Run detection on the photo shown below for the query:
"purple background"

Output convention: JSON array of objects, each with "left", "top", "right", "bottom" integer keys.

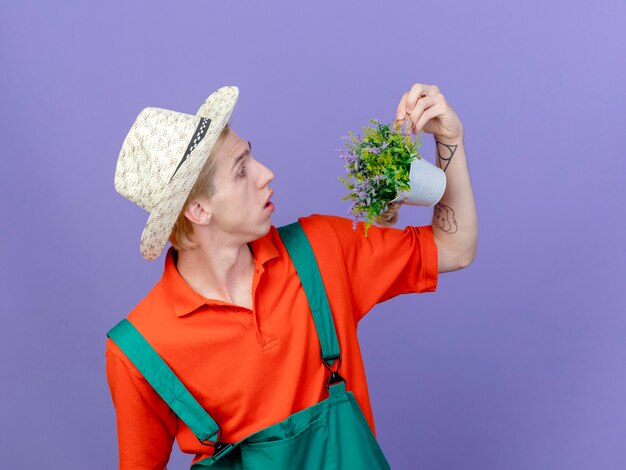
[{"left": 2, "top": 1, "right": 625, "bottom": 468}]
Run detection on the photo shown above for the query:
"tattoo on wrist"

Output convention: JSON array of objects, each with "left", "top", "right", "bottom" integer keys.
[
  {"left": 435, "top": 139, "right": 457, "bottom": 173},
  {"left": 434, "top": 203, "right": 458, "bottom": 234}
]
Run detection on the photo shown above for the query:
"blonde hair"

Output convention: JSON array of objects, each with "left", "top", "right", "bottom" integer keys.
[{"left": 168, "top": 123, "right": 232, "bottom": 251}]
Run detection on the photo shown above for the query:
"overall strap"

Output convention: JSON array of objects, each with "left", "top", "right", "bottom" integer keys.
[
  {"left": 276, "top": 221, "right": 342, "bottom": 372},
  {"left": 107, "top": 319, "right": 223, "bottom": 447}
]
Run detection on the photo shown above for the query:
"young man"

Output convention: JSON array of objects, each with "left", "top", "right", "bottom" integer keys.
[{"left": 106, "top": 84, "right": 477, "bottom": 469}]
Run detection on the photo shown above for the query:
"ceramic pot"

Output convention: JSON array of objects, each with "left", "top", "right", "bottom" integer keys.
[{"left": 390, "top": 156, "right": 446, "bottom": 206}]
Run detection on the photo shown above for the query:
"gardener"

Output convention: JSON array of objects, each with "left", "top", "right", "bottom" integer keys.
[{"left": 106, "top": 83, "right": 477, "bottom": 468}]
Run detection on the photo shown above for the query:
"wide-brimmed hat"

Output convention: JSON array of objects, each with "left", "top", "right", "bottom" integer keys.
[{"left": 114, "top": 86, "right": 239, "bottom": 260}]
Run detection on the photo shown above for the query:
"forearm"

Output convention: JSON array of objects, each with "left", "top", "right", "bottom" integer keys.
[{"left": 430, "top": 132, "right": 478, "bottom": 265}]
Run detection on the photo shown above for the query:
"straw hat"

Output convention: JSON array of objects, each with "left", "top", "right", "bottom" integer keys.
[{"left": 114, "top": 86, "right": 239, "bottom": 260}]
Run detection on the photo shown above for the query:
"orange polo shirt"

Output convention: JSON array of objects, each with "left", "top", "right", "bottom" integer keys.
[{"left": 105, "top": 213, "right": 438, "bottom": 469}]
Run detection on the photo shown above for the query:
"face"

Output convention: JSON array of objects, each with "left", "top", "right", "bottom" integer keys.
[{"left": 204, "top": 129, "right": 275, "bottom": 241}]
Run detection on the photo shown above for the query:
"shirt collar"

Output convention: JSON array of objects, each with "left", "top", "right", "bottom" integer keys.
[{"left": 160, "top": 229, "right": 280, "bottom": 317}]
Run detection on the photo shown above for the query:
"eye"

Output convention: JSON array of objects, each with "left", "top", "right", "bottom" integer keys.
[{"left": 238, "top": 164, "right": 247, "bottom": 177}]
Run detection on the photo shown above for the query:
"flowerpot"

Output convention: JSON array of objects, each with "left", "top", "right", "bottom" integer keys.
[{"left": 390, "top": 156, "right": 446, "bottom": 206}]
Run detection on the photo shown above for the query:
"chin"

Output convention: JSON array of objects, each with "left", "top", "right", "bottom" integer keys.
[
  {"left": 262, "top": 219, "right": 273, "bottom": 232},
  {"left": 251, "top": 218, "right": 270, "bottom": 234}
]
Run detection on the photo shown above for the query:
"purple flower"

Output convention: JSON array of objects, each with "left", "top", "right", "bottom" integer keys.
[
  {"left": 355, "top": 180, "right": 372, "bottom": 194},
  {"left": 338, "top": 150, "right": 357, "bottom": 164},
  {"left": 373, "top": 174, "right": 386, "bottom": 184}
]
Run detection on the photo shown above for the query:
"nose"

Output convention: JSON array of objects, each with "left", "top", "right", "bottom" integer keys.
[{"left": 258, "top": 161, "right": 275, "bottom": 187}]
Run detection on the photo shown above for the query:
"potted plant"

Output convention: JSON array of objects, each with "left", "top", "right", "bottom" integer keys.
[{"left": 337, "top": 117, "right": 446, "bottom": 237}]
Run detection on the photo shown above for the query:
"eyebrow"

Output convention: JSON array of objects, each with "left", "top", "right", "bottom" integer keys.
[{"left": 231, "top": 140, "right": 252, "bottom": 173}]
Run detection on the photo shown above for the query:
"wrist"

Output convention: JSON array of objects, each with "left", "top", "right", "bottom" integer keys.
[{"left": 434, "top": 133, "right": 463, "bottom": 145}]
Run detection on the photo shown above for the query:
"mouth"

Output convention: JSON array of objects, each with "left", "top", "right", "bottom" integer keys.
[{"left": 264, "top": 190, "right": 275, "bottom": 212}]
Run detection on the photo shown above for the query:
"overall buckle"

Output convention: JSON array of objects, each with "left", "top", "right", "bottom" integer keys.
[
  {"left": 212, "top": 441, "right": 234, "bottom": 460},
  {"left": 323, "top": 355, "right": 346, "bottom": 388},
  {"left": 199, "top": 428, "right": 234, "bottom": 461}
]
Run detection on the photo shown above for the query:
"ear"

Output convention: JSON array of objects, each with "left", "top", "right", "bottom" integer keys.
[{"left": 183, "top": 198, "right": 212, "bottom": 226}]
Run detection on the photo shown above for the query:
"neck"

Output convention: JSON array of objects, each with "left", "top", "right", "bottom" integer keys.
[{"left": 175, "top": 236, "right": 254, "bottom": 304}]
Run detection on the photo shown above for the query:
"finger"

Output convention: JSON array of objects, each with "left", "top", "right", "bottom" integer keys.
[
  {"left": 395, "top": 92, "right": 409, "bottom": 121},
  {"left": 413, "top": 101, "right": 445, "bottom": 134},
  {"left": 406, "top": 94, "right": 439, "bottom": 130},
  {"left": 405, "top": 84, "right": 427, "bottom": 115},
  {"left": 406, "top": 84, "right": 439, "bottom": 115}
]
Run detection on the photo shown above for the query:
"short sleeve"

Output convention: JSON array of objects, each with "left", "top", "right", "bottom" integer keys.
[
  {"left": 322, "top": 215, "right": 438, "bottom": 323},
  {"left": 105, "top": 338, "right": 177, "bottom": 470}
]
